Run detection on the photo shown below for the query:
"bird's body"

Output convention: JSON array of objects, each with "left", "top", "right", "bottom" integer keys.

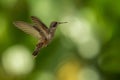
[{"left": 13, "top": 16, "right": 67, "bottom": 57}]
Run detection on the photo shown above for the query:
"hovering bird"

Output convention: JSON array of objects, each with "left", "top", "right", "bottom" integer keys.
[{"left": 13, "top": 16, "right": 67, "bottom": 57}]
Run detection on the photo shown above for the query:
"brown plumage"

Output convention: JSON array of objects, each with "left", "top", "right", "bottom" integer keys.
[{"left": 13, "top": 16, "right": 67, "bottom": 57}]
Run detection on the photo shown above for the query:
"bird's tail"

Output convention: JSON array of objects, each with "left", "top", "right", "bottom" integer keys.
[{"left": 32, "top": 42, "right": 44, "bottom": 57}]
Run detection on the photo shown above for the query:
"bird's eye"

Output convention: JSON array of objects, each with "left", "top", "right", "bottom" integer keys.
[{"left": 52, "top": 22, "right": 57, "bottom": 27}]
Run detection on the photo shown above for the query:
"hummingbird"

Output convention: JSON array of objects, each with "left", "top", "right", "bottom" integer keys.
[{"left": 13, "top": 16, "right": 67, "bottom": 57}]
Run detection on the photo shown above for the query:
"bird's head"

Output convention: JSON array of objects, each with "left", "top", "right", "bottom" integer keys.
[{"left": 50, "top": 21, "right": 67, "bottom": 28}]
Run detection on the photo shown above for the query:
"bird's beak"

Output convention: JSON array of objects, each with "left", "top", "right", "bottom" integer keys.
[{"left": 58, "top": 22, "right": 68, "bottom": 24}]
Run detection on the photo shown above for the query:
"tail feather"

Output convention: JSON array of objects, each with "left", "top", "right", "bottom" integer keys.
[{"left": 32, "top": 42, "right": 44, "bottom": 57}]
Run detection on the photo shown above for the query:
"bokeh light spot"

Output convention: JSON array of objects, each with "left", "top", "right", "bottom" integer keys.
[
  {"left": 78, "top": 67, "right": 100, "bottom": 80},
  {"left": 57, "top": 59, "right": 81, "bottom": 80},
  {"left": 60, "top": 16, "right": 100, "bottom": 59},
  {"left": 34, "top": 71, "right": 55, "bottom": 80},
  {"left": 2, "top": 45, "right": 34, "bottom": 75}
]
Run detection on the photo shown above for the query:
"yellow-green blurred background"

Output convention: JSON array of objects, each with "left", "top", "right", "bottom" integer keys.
[{"left": 0, "top": 0, "right": 120, "bottom": 80}]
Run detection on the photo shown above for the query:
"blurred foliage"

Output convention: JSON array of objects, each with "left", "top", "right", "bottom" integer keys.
[{"left": 0, "top": 0, "right": 120, "bottom": 80}]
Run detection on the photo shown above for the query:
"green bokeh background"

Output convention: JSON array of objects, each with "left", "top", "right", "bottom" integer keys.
[{"left": 0, "top": 0, "right": 120, "bottom": 80}]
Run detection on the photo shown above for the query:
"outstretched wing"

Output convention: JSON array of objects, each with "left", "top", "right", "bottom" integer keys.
[
  {"left": 31, "top": 16, "right": 48, "bottom": 38},
  {"left": 13, "top": 21, "right": 41, "bottom": 39}
]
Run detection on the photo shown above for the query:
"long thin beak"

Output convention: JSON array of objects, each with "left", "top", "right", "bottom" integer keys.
[{"left": 58, "top": 22, "right": 68, "bottom": 24}]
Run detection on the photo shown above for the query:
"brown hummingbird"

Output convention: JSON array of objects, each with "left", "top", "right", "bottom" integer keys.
[{"left": 13, "top": 16, "right": 67, "bottom": 57}]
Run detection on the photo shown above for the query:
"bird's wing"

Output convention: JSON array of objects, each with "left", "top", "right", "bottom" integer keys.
[
  {"left": 30, "top": 16, "right": 49, "bottom": 38},
  {"left": 13, "top": 21, "right": 41, "bottom": 39}
]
